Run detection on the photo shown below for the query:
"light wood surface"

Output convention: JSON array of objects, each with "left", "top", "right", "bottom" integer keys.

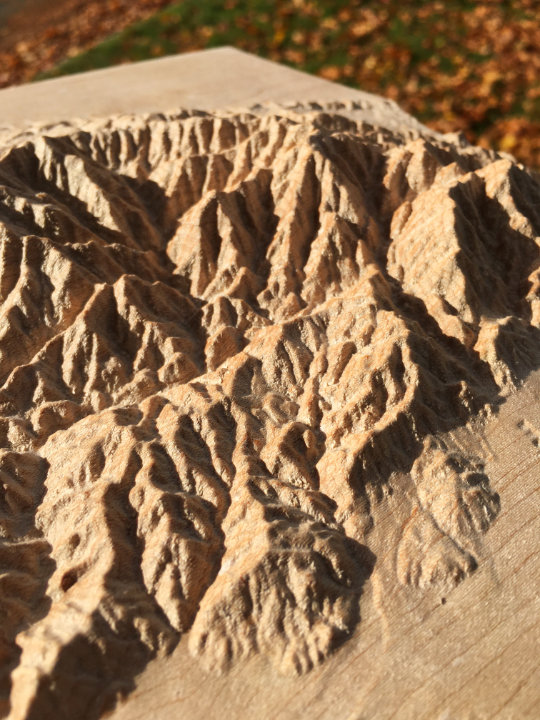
[
  {"left": 0, "top": 47, "right": 428, "bottom": 133},
  {"left": 110, "top": 371, "right": 539, "bottom": 720},
  {"left": 0, "top": 50, "right": 537, "bottom": 720}
]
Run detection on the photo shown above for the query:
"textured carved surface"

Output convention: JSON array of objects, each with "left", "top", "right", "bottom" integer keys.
[{"left": 0, "top": 104, "right": 538, "bottom": 719}]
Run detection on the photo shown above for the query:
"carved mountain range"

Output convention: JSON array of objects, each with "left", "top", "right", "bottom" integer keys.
[{"left": 0, "top": 104, "right": 538, "bottom": 719}]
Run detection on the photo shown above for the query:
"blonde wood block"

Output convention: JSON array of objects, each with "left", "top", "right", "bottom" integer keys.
[{"left": 0, "top": 51, "right": 537, "bottom": 720}]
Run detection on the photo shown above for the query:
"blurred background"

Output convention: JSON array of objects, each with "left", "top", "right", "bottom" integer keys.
[{"left": 0, "top": 0, "right": 538, "bottom": 168}]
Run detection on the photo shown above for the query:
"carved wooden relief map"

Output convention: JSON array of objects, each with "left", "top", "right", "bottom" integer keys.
[{"left": 0, "top": 88, "right": 538, "bottom": 719}]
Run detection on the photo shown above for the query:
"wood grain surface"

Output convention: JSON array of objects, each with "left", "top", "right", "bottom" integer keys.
[
  {"left": 106, "top": 372, "right": 539, "bottom": 720},
  {"left": 0, "top": 52, "right": 537, "bottom": 720}
]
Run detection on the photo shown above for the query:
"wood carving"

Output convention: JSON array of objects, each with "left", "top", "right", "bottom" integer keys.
[{"left": 0, "top": 103, "right": 538, "bottom": 719}]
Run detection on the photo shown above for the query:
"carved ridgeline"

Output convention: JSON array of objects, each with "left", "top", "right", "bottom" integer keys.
[{"left": 0, "top": 104, "right": 538, "bottom": 719}]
